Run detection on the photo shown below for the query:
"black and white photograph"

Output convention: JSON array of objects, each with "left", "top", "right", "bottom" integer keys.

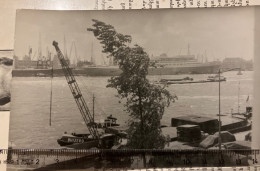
[
  {"left": 0, "top": 50, "right": 12, "bottom": 111},
  {"left": 9, "top": 7, "right": 255, "bottom": 167}
]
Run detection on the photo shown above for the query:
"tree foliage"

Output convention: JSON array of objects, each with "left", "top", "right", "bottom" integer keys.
[{"left": 88, "top": 19, "right": 177, "bottom": 149}]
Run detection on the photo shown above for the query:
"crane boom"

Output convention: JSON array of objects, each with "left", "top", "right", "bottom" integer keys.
[{"left": 52, "top": 41, "right": 100, "bottom": 140}]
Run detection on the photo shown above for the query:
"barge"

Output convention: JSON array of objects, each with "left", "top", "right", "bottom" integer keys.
[
  {"left": 159, "top": 75, "right": 226, "bottom": 85},
  {"left": 171, "top": 114, "right": 251, "bottom": 135},
  {"left": 162, "top": 106, "right": 252, "bottom": 150}
]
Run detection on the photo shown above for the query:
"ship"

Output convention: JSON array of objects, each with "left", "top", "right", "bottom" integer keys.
[
  {"left": 12, "top": 55, "right": 221, "bottom": 77},
  {"left": 12, "top": 44, "right": 221, "bottom": 77},
  {"left": 12, "top": 64, "right": 221, "bottom": 77},
  {"left": 148, "top": 44, "right": 221, "bottom": 75}
]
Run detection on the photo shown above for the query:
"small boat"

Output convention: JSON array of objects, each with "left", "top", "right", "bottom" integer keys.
[
  {"left": 232, "top": 106, "right": 252, "bottom": 120},
  {"left": 160, "top": 77, "right": 193, "bottom": 83},
  {"left": 57, "top": 133, "right": 94, "bottom": 146},
  {"left": 158, "top": 75, "right": 226, "bottom": 85},
  {"left": 104, "top": 115, "right": 120, "bottom": 127},
  {"left": 237, "top": 69, "right": 243, "bottom": 75},
  {"left": 231, "top": 82, "right": 251, "bottom": 120},
  {"left": 57, "top": 115, "right": 120, "bottom": 147},
  {"left": 207, "top": 74, "right": 226, "bottom": 82},
  {"left": 58, "top": 133, "right": 120, "bottom": 149},
  {"left": 164, "top": 78, "right": 226, "bottom": 85}
]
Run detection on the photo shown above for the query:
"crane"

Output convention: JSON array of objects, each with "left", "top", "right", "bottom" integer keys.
[{"left": 52, "top": 41, "right": 100, "bottom": 140}]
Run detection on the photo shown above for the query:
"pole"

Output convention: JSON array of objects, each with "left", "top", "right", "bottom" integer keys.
[
  {"left": 93, "top": 94, "right": 94, "bottom": 122},
  {"left": 218, "top": 69, "right": 221, "bottom": 150},
  {"left": 217, "top": 67, "right": 241, "bottom": 150},
  {"left": 238, "top": 81, "right": 240, "bottom": 113},
  {"left": 49, "top": 63, "right": 53, "bottom": 126}
]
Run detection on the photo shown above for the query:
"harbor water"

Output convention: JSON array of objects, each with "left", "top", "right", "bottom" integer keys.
[{"left": 9, "top": 71, "right": 253, "bottom": 149}]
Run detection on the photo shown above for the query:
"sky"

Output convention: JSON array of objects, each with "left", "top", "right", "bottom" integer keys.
[{"left": 14, "top": 8, "right": 255, "bottom": 65}]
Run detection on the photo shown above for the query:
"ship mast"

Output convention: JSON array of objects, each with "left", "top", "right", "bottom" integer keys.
[
  {"left": 93, "top": 94, "right": 95, "bottom": 122},
  {"left": 64, "top": 35, "right": 68, "bottom": 59},
  {"left": 69, "top": 42, "right": 78, "bottom": 66},
  {"left": 49, "top": 63, "right": 53, "bottom": 126},
  {"left": 38, "top": 33, "right": 42, "bottom": 61},
  {"left": 187, "top": 44, "right": 190, "bottom": 55},
  {"left": 29, "top": 46, "right": 32, "bottom": 60},
  {"left": 204, "top": 50, "right": 207, "bottom": 63},
  {"left": 74, "top": 42, "right": 78, "bottom": 66},
  {"left": 91, "top": 41, "right": 95, "bottom": 65},
  {"left": 37, "top": 33, "right": 42, "bottom": 69},
  {"left": 49, "top": 45, "right": 54, "bottom": 126},
  {"left": 238, "top": 81, "right": 240, "bottom": 113}
]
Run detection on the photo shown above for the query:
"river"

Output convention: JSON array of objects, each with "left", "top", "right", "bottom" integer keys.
[{"left": 9, "top": 71, "right": 253, "bottom": 149}]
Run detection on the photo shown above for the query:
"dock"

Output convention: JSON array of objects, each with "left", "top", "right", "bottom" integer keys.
[
  {"left": 171, "top": 115, "right": 219, "bottom": 134},
  {"left": 171, "top": 115, "right": 250, "bottom": 134},
  {"left": 220, "top": 116, "right": 250, "bottom": 134},
  {"left": 165, "top": 79, "right": 226, "bottom": 85}
]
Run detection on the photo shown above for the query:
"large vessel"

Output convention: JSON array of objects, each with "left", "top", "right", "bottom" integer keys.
[
  {"left": 12, "top": 44, "right": 221, "bottom": 77},
  {"left": 12, "top": 57, "right": 221, "bottom": 77},
  {"left": 149, "top": 45, "right": 221, "bottom": 75}
]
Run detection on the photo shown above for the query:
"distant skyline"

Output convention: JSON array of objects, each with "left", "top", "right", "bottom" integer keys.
[{"left": 14, "top": 8, "right": 254, "bottom": 65}]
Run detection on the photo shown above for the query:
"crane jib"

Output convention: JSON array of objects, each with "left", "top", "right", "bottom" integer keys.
[{"left": 52, "top": 41, "right": 100, "bottom": 140}]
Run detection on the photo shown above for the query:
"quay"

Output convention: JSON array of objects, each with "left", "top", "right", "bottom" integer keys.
[{"left": 171, "top": 115, "right": 250, "bottom": 135}]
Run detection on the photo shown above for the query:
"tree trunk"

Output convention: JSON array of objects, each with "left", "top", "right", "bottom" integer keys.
[
  {"left": 138, "top": 88, "right": 144, "bottom": 149},
  {"left": 142, "top": 152, "right": 146, "bottom": 168}
]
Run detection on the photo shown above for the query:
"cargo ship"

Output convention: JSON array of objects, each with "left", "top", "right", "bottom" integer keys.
[
  {"left": 12, "top": 55, "right": 221, "bottom": 77},
  {"left": 12, "top": 63, "right": 221, "bottom": 77},
  {"left": 148, "top": 50, "right": 221, "bottom": 75},
  {"left": 12, "top": 45, "right": 221, "bottom": 77}
]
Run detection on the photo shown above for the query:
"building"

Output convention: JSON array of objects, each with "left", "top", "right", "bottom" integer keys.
[
  {"left": 14, "top": 55, "right": 52, "bottom": 69},
  {"left": 222, "top": 57, "right": 253, "bottom": 71}
]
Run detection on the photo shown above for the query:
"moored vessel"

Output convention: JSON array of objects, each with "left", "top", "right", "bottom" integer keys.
[{"left": 13, "top": 44, "right": 221, "bottom": 77}]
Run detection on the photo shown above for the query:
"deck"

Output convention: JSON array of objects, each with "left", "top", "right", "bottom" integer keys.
[{"left": 171, "top": 115, "right": 249, "bottom": 134}]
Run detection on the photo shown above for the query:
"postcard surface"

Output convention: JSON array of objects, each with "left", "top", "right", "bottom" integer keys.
[{"left": 9, "top": 8, "right": 255, "bottom": 155}]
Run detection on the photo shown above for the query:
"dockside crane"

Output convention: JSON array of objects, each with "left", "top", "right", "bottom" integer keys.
[{"left": 52, "top": 41, "right": 100, "bottom": 140}]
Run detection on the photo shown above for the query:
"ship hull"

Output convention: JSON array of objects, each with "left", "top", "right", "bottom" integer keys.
[
  {"left": 149, "top": 64, "right": 220, "bottom": 75},
  {"left": 12, "top": 64, "right": 220, "bottom": 77}
]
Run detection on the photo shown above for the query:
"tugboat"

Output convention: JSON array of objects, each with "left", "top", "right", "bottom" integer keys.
[
  {"left": 57, "top": 132, "right": 93, "bottom": 146},
  {"left": 57, "top": 115, "right": 120, "bottom": 147},
  {"left": 207, "top": 74, "right": 226, "bottom": 82}
]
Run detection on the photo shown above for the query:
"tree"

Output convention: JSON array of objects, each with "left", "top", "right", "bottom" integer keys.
[{"left": 87, "top": 19, "right": 177, "bottom": 149}]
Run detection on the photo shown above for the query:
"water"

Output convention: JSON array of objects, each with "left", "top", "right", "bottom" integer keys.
[{"left": 9, "top": 71, "right": 253, "bottom": 149}]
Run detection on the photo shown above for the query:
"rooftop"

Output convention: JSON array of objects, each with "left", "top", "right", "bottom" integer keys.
[
  {"left": 177, "top": 124, "right": 200, "bottom": 128},
  {"left": 173, "top": 115, "right": 218, "bottom": 123}
]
